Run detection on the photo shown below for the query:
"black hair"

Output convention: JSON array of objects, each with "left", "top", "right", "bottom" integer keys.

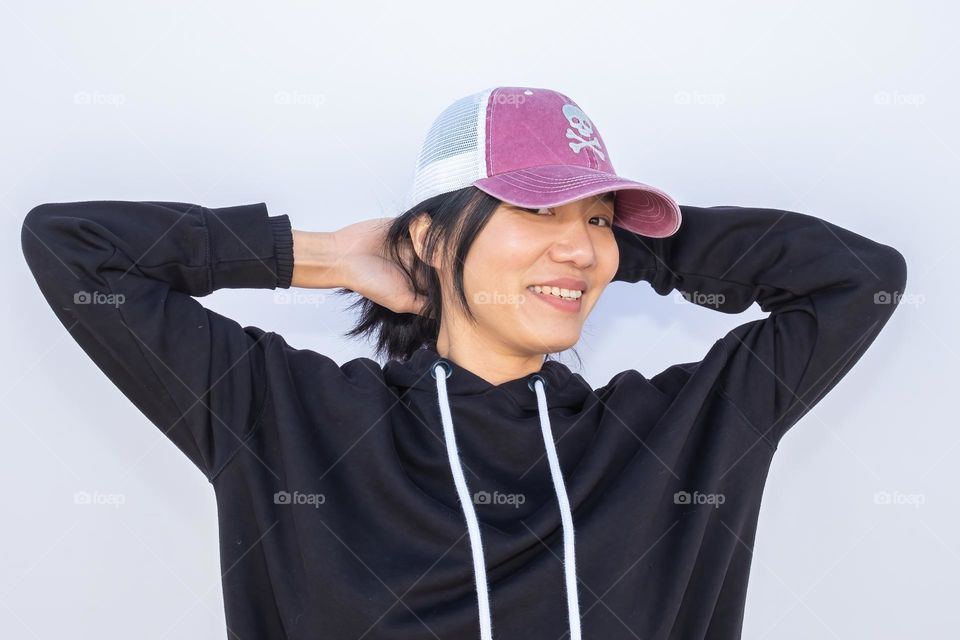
[{"left": 331, "top": 185, "right": 581, "bottom": 367}]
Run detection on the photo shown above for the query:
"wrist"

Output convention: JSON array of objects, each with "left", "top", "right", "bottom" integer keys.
[{"left": 291, "top": 229, "right": 346, "bottom": 289}]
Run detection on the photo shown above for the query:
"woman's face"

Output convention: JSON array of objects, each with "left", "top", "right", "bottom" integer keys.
[{"left": 452, "top": 192, "right": 620, "bottom": 356}]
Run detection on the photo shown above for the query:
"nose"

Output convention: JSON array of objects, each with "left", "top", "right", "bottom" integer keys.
[{"left": 547, "top": 220, "right": 598, "bottom": 269}]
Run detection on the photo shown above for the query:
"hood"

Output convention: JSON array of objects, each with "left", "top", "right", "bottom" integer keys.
[
  {"left": 383, "top": 342, "right": 588, "bottom": 640},
  {"left": 383, "top": 342, "right": 589, "bottom": 411}
]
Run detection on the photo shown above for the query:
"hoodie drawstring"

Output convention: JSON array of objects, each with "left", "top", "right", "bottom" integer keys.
[{"left": 432, "top": 360, "right": 582, "bottom": 640}]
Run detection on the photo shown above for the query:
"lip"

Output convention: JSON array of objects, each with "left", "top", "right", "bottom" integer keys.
[
  {"left": 526, "top": 287, "right": 582, "bottom": 313},
  {"left": 527, "top": 277, "right": 588, "bottom": 292}
]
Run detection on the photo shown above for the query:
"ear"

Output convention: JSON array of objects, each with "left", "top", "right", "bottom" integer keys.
[{"left": 408, "top": 212, "right": 434, "bottom": 267}]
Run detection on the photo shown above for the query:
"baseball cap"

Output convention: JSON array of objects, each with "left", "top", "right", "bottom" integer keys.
[{"left": 404, "top": 86, "right": 682, "bottom": 238}]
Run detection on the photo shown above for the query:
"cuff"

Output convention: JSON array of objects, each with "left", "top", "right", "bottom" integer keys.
[
  {"left": 269, "top": 214, "right": 294, "bottom": 289},
  {"left": 204, "top": 203, "right": 292, "bottom": 290}
]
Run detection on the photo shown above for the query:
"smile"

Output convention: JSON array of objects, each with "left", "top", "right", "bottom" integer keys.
[
  {"left": 526, "top": 286, "right": 582, "bottom": 312},
  {"left": 526, "top": 285, "right": 583, "bottom": 300}
]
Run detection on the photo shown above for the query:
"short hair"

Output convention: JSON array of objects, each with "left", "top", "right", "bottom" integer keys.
[{"left": 333, "top": 186, "right": 580, "bottom": 366}]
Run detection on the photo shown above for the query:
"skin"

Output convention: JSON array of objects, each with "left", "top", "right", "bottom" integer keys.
[
  {"left": 291, "top": 192, "right": 619, "bottom": 387},
  {"left": 291, "top": 220, "right": 428, "bottom": 314},
  {"left": 412, "top": 191, "right": 619, "bottom": 385}
]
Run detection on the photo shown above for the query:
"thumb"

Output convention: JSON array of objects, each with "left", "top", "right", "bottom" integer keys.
[{"left": 410, "top": 293, "right": 430, "bottom": 317}]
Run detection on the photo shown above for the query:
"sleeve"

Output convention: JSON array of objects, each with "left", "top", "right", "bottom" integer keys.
[
  {"left": 612, "top": 204, "right": 908, "bottom": 447},
  {"left": 20, "top": 200, "right": 295, "bottom": 481}
]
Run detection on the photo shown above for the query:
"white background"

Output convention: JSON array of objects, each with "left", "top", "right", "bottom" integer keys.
[{"left": 1, "top": 1, "right": 954, "bottom": 637}]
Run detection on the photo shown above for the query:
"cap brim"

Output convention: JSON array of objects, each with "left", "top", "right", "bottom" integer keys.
[{"left": 473, "top": 164, "right": 682, "bottom": 238}]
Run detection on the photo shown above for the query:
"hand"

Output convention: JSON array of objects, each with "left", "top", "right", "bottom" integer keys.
[{"left": 335, "top": 217, "right": 428, "bottom": 316}]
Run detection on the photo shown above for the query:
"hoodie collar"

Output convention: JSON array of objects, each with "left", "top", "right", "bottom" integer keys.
[{"left": 383, "top": 342, "right": 587, "bottom": 412}]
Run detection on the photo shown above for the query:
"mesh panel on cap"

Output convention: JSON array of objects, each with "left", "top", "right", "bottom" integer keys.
[{"left": 404, "top": 87, "right": 494, "bottom": 211}]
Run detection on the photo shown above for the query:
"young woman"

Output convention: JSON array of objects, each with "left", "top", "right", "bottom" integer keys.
[{"left": 21, "top": 87, "right": 907, "bottom": 639}]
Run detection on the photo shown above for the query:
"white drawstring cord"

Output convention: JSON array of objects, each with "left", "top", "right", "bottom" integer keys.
[
  {"left": 434, "top": 361, "right": 494, "bottom": 640},
  {"left": 433, "top": 361, "right": 582, "bottom": 640},
  {"left": 531, "top": 374, "right": 582, "bottom": 640}
]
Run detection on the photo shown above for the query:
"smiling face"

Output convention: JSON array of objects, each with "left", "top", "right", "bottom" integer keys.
[{"left": 444, "top": 191, "right": 620, "bottom": 356}]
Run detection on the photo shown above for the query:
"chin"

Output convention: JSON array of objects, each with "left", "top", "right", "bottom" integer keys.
[{"left": 517, "top": 335, "right": 579, "bottom": 355}]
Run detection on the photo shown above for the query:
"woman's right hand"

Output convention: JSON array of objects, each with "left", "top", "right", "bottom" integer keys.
[{"left": 293, "top": 218, "right": 428, "bottom": 316}]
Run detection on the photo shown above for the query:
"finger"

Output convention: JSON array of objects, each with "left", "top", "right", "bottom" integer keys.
[
  {"left": 398, "top": 293, "right": 429, "bottom": 317},
  {"left": 413, "top": 294, "right": 429, "bottom": 316}
]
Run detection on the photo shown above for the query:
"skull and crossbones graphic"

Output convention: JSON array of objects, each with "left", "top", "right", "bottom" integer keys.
[{"left": 562, "top": 104, "right": 606, "bottom": 161}]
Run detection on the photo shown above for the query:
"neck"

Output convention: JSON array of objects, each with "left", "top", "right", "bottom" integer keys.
[{"left": 433, "top": 325, "right": 546, "bottom": 387}]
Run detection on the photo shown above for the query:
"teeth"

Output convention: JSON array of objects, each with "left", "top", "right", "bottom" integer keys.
[{"left": 528, "top": 285, "right": 583, "bottom": 300}]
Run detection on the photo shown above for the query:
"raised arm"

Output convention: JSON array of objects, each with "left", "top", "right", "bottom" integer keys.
[
  {"left": 612, "top": 204, "right": 908, "bottom": 447},
  {"left": 21, "top": 200, "right": 294, "bottom": 481}
]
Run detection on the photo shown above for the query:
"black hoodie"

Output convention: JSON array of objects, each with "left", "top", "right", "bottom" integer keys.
[{"left": 21, "top": 199, "right": 906, "bottom": 639}]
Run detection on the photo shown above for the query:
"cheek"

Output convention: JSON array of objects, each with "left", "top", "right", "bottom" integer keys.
[
  {"left": 466, "top": 228, "right": 540, "bottom": 292},
  {"left": 459, "top": 238, "right": 542, "bottom": 318}
]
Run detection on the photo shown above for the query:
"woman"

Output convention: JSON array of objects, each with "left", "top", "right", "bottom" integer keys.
[{"left": 21, "top": 87, "right": 907, "bottom": 639}]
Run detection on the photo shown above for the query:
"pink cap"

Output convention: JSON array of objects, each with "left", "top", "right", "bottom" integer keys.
[{"left": 467, "top": 87, "right": 681, "bottom": 237}]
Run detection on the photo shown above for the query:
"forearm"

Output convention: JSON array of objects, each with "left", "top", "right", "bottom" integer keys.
[
  {"left": 21, "top": 201, "right": 291, "bottom": 297},
  {"left": 613, "top": 204, "right": 906, "bottom": 314},
  {"left": 291, "top": 229, "right": 347, "bottom": 289}
]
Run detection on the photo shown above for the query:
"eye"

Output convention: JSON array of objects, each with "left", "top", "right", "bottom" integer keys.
[
  {"left": 523, "top": 206, "right": 613, "bottom": 227},
  {"left": 518, "top": 206, "right": 554, "bottom": 218},
  {"left": 593, "top": 216, "right": 613, "bottom": 228}
]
